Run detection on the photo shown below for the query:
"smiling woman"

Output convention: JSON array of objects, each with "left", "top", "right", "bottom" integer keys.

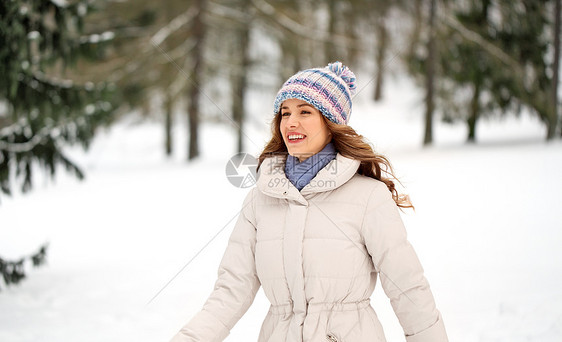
[
  {"left": 170, "top": 62, "right": 449, "bottom": 342},
  {"left": 280, "top": 99, "right": 332, "bottom": 162}
]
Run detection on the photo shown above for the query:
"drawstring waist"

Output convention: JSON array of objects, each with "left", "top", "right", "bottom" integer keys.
[{"left": 268, "top": 299, "right": 370, "bottom": 315}]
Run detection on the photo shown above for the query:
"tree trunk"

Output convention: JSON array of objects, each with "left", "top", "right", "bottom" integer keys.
[
  {"left": 165, "top": 92, "right": 173, "bottom": 156},
  {"left": 187, "top": 0, "right": 207, "bottom": 160},
  {"left": 408, "top": 0, "right": 423, "bottom": 59},
  {"left": 554, "top": 0, "right": 561, "bottom": 138},
  {"left": 231, "top": 18, "right": 251, "bottom": 154},
  {"left": 280, "top": 37, "right": 301, "bottom": 82},
  {"left": 374, "top": 15, "right": 388, "bottom": 102},
  {"left": 325, "top": 0, "right": 338, "bottom": 62},
  {"left": 340, "top": 6, "right": 361, "bottom": 68},
  {"left": 424, "top": 0, "right": 437, "bottom": 146},
  {"left": 163, "top": 2, "right": 174, "bottom": 157},
  {"left": 467, "top": 83, "right": 481, "bottom": 143}
]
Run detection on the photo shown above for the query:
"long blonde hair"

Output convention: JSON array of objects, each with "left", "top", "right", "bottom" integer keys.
[{"left": 257, "top": 113, "right": 414, "bottom": 209}]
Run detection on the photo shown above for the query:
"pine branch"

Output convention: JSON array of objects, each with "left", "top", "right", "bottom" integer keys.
[
  {"left": 31, "top": 70, "right": 98, "bottom": 91},
  {"left": 0, "top": 126, "right": 52, "bottom": 153},
  {"left": 439, "top": 11, "right": 523, "bottom": 73},
  {"left": 0, "top": 243, "right": 48, "bottom": 290}
]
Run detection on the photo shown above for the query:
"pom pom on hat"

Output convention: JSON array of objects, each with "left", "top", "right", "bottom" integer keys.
[
  {"left": 327, "top": 61, "right": 356, "bottom": 96},
  {"left": 273, "top": 61, "right": 357, "bottom": 125}
]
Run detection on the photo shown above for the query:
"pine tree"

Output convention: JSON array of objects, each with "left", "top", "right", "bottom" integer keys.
[
  {"left": 407, "top": 0, "right": 558, "bottom": 143},
  {"left": 405, "top": 0, "right": 441, "bottom": 146},
  {"left": 438, "top": 0, "right": 498, "bottom": 142},
  {"left": 490, "top": 0, "right": 554, "bottom": 139},
  {"left": 227, "top": 0, "right": 253, "bottom": 154},
  {"left": 0, "top": 0, "right": 116, "bottom": 197}
]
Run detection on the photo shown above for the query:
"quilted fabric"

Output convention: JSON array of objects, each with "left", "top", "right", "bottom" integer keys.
[{"left": 170, "top": 153, "right": 448, "bottom": 342}]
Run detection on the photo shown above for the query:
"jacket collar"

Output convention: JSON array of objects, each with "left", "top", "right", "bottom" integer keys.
[{"left": 257, "top": 152, "right": 360, "bottom": 204}]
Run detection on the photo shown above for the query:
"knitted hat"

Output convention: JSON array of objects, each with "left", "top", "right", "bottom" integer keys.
[{"left": 273, "top": 61, "right": 357, "bottom": 125}]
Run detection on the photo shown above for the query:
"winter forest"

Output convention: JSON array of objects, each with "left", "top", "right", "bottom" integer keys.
[{"left": 1, "top": 0, "right": 561, "bottom": 341}]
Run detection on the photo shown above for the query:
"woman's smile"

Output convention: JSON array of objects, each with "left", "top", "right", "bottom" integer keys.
[{"left": 286, "top": 132, "right": 307, "bottom": 143}]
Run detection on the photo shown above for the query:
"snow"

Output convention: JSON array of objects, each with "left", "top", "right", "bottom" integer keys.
[{"left": 1, "top": 75, "right": 561, "bottom": 342}]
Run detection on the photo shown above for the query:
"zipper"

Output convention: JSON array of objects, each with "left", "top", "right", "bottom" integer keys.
[{"left": 326, "top": 333, "right": 339, "bottom": 342}]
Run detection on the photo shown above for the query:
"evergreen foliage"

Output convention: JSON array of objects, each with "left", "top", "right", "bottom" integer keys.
[
  {"left": 406, "top": 0, "right": 559, "bottom": 141},
  {"left": 0, "top": 0, "right": 116, "bottom": 197},
  {"left": 2, "top": 0, "right": 559, "bottom": 195},
  {"left": 0, "top": 243, "right": 48, "bottom": 291},
  {"left": 438, "top": 0, "right": 498, "bottom": 141},
  {"left": 490, "top": 0, "right": 555, "bottom": 138}
]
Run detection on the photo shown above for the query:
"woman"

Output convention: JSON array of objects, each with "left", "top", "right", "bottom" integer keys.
[{"left": 171, "top": 62, "right": 448, "bottom": 342}]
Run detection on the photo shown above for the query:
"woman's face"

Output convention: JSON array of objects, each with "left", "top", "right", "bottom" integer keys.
[{"left": 279, "top": 98, "right": 332, "bottom": 162}]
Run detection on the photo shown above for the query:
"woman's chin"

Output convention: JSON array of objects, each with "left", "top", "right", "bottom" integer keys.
[
  {"left": 288, "top": 151, "right": 316, "bottom": 162},
  {"left": 287, "top": 149, "right": 306, "bottom": 157}
]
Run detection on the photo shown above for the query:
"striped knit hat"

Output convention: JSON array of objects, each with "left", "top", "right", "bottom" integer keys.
[{"left": 273, "top": 61, "right": 357, "bottom": 125}]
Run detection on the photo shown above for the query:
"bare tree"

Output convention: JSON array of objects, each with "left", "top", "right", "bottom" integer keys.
[
  {"left": 374, "top": 6, "right": 389, "bottom": 102},
  {"left": 187, "top": 0, "right": 207, "bottom": 160},
  {"left": 424, "top": 0, "right": 436, "bottom": 146},
  {"left": 230, "top": 1, "right": 252, "bottom": 153},
  {"left": 325, "top": 0, "right": 338, "bottom": 62}
]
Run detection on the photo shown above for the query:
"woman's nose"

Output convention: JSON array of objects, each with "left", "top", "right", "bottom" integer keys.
[{"left": 286, "top": 114, "right": 299, "bottom": 128}]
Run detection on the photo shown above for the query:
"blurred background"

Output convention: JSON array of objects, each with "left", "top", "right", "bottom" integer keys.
[{"left": 1, "top": 0, "right": 561, "bottom": 341}]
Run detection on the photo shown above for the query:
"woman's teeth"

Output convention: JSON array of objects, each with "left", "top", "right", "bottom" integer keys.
[{"left": 288, "top": 134, "right": 305, "bottom": 140}]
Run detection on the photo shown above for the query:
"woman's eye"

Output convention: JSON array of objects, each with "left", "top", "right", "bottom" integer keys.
[
  {"left": 301, "top": 111, "right": 311, "bottom": 114},
  {"left": 281, "top": 112, "right": 290, "bottom": 116}
]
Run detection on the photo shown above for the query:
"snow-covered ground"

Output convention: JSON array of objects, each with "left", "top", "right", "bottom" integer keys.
[{"left": 1, "top": 75, "right": 561, "bottom": 342}]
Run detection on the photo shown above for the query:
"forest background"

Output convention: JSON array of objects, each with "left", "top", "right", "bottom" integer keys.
[{"left": 1, "top": 0, "right": 561, "bottom": 341}]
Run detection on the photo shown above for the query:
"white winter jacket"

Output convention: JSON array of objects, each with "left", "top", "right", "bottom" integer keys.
[{"left": 171, "top": 153, "right": 448, "bottom": 342}]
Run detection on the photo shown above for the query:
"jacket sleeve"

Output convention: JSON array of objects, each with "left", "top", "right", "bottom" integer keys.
[
  {"left": 170, "top": 188, "right": 261, "bottom": 342},
  {"left": 362, "top": 183, "right": 448, "bottom": 342}
]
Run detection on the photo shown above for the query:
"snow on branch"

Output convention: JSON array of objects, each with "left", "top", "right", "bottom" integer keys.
[
  {"left": 32, "top": 70, "right": 97, "bottom": 91},
  {"left": 79, "top": 31, "right": 115, "bottom": 44},
  {"left": 0, "top": 125, "right": 54, "bottom": 153},
  {"left": 0, "top": 243, "right": 48, "bottom": 290}
]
